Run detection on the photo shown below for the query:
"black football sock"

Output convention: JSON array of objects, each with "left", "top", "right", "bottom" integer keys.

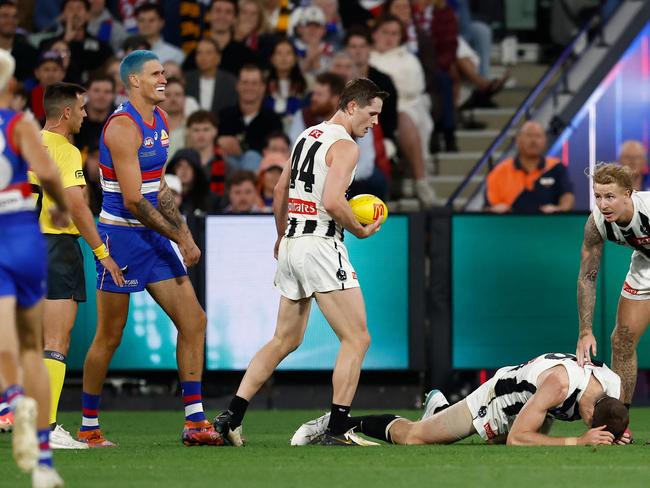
[
  {"left": 345, "top": 414, "right": 400, "bottom": 443},
  {"left": 326, "top": 403, "right": 351, "bottom": 435},
  {"left": 227, "top": 395, "right": 249, "bottom": 428}
]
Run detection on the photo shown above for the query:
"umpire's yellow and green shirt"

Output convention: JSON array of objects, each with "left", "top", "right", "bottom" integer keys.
[{"left": 29, "top": 130, "right": 86, "bottom": 235}]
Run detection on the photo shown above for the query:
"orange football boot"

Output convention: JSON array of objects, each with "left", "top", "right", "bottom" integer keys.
[
  {"left": 0, "top": 411, "right": 13, "bottom": 432},
  {"left": 182, "top": 419, "right": 225, "bottom": 446},
  {"left": 76, "top": 429, "right": 117, "bottom": 448}
]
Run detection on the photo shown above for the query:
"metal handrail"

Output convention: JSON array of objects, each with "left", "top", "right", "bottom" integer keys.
[{"left": 446, "top": 1, "right": 618, "bottom": 209}]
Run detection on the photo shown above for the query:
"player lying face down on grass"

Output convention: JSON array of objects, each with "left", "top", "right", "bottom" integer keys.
[{"left": 292, "top": 353, "right": 631, "bottom": 446}]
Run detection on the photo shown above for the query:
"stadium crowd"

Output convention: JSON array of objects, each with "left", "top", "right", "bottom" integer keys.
[{"left": 3, "top": 0, "right": 514, "bottom": 213}]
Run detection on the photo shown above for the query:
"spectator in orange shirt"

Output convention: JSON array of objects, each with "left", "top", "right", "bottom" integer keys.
[{"left": 486, "top": 121, "right": 575, "bottom": 214}]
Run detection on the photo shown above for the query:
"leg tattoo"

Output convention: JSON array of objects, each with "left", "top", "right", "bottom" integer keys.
[{"left": 612, "top": 324, "right": 637, "bottom": 404}]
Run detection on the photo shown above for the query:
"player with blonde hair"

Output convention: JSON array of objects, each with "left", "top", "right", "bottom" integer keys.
[{"left": 576, "top": 163, "right": 650, "bottom": 417}]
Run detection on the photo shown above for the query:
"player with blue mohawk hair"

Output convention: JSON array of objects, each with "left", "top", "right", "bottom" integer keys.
[{"left": 75, "top": 49, "right": 221, "bottom": 448}]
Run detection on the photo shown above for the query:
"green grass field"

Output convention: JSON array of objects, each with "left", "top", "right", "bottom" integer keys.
[{"left": 2, "top": 409, "right": 650, "bottom": 488}]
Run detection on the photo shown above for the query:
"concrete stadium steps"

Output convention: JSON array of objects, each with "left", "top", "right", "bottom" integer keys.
[
  {"left": 454, "top": 129, "right": 516, "bottom": 153},
  {"left": 464, "top": 107, "right": 518, "bottom": 130},
  {"left": 429, "top": 174, "right": 484, "bottom": 201}
]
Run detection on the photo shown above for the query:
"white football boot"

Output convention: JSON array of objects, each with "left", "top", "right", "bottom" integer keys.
[
  {"left": 12, "top": 396, "right": 38, "bottom": 472},
  {"left": 32, "top": 465, "right": 64, "bottom": 488},
  {"left": 290, "top": 412, "right": 330, "bottom": 446},
  {"left": 421, "top": 389, "right": 450, "bottom": 420},
  {"left": 50, "top": 425, "right": 89, "bottom": 449}
]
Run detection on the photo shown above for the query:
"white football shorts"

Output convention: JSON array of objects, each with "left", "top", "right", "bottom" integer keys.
[
  {"left": 274, "top": 235, "right": 359, "bottom": 300},
  {"left": 621, "top": 253, "right": 650, "bottom": 300},
  {"left": 465, "top": 367, "right": 514, "bottom": 441}
]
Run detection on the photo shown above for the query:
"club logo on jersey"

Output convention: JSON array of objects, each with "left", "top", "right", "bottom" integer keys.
[
  {"left": 75, "top": 170, "right": 84, "bottom": 179},
  {"left": 373, "top": 203, "right": 385, "bottom": 221},
  {"left": 631, "top": 236, "right": 650, "bottom": 246},
  {"left": 483, "top": 422, "right": 497, "bottom": 439},
  {"left": 143, "top": 137, "right": 154, "bottom": 148},
  {"left": 288, "top": 197, "right": 317, "bottom": 215},
  {"left": 161, "top": 129, "right": 169, "bottom": 147},
  {"left": 478, "top": 406, "right": 487, "bottom": 418},
  {"left": 336, "top": 269, "right": 347, "bottom": 281},
  {"left": 309, "top": 129, "right": 323, "bottom": 139}
]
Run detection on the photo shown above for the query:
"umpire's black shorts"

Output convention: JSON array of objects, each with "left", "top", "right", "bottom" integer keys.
[{"left": 45, "top": 234, "right": 86, "bottom": 302}]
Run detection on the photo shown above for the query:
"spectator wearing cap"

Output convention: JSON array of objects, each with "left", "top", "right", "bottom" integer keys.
[
  {"left": 135, "top": 3, "right": 185, "bottom": 65},
  {"left": 29, "top": 51, "right": 66, "bottom": 122},
  {"left": 39, "top": 0, "right": 114, "bottom": 83},
  {"left": 224, "top": 170, "right": 263, "bottom": 213},
  {"left": 291, "top": 5, "right": 335, "bottom": 82},
  {"left": 87, "top": 0, "right": 128, "bottom": 53},
  {"left": 257, "top": 153, "right": 285, "bottom": 211},
  {"left": 0, "top": 0, "right": 38, "bottom": 82},
  {"left": 166, "top": 148, "right": 212, "bottom": 215},
  {"left": 75, "top": 74, "right": 116, "bottom": 155},
  {"left": 184, "top": 0, "right": 256, "bottom": 77},
  {"left": 185, "top": 110, "right": 230, "bottom": 212},
  {"left": 184, "top": 37, "right": 238, "bottom": 114},
  {"left": 312, "top": 0, "right": 344, "bottom": 49},
  {"left": 218, "top": 64, "right": 284, "bottom": 172}
]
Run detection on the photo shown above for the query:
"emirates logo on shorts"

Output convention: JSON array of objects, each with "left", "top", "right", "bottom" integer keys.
[
  {"left": 483, "top": 422, "right": 497, "bottom": 439},
  {"left": 623, "top": 281, "right": 638, "bottom": 295}
]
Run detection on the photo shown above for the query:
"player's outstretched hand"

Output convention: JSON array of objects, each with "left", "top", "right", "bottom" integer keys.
[
  {"left": 353, "top": 218, "right": 381, "bottom": 239},
  {"left": 49, "top": 207, "right": 71, "bottom": 228},
  {"left": 578, "top": 425, "right": 614, "bottom": 446},
  {"left": 100, "top": 255, "right": 125, "bottom": 287},
  {"left": 576, "top": 332, "right": 598, "bottom": 367},
  {"left": 179, "top": 238, "right": 201, "bottom": 267}
]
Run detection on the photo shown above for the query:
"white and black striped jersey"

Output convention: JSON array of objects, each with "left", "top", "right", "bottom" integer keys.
[
  {"left": 285, "top": 121, "right": 355, "bottom": 241},
  {"left": 487, "top": 353, "right": 620, "bottom": 422},
  {"left": 593, "top": 191, "right": 650, "bottom": 262}
]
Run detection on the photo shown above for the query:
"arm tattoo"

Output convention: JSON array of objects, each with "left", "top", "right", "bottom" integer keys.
[
  {"left": 577, "top": 215, "right": 604, "bottom": 336},
  {"left": 132, "top": 197, "right": 181, "bottom": 242},
  {"left": 157, "top": 181, "right": 186, "bottom": 231}
]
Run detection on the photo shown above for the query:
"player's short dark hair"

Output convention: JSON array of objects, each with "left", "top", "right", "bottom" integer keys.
[
  {"left": 315, "top": 72, "right": 346, "bottom": 97},
  {"left": 227, "top": 170, "right": 257, "bottom": 189},
  {"left": 337, "top": 77, "right": 388, "bottom": 111},
  {"left": 187, "top": 109, "right": 218, "bottom": 128},
  {"left": 264, "top": 130, "right": 290, "bottom": 148},
  {"left": 344, "top": 25, "right": 372, "bottom": 46},
  {"left": 61, "top": 0, "right": 90, "bottom": 11},
  {"left": 87, "top": 73, "right": 115, "bottom": 91},
  {"left": 43, "top": 82, "right": 86, "bottom": 118},
  {"left": 135, "top": 2, "right": 164, "bottom": 19},
  {"left": 592, "top": 396, "right": 629, "bottom": 440}
]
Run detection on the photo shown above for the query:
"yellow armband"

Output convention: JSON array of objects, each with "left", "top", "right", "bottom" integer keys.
[{"left": 93, "top": 243, "right": 109, "bottom": 260}]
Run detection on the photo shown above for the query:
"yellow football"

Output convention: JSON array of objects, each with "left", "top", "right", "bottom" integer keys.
[{"left": 349, "top": 194, "right": 388, "bottom": 225}]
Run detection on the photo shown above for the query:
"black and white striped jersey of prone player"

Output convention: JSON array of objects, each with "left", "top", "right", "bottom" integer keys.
[{"left": 291, "top": 353, "right": 631, "bottom": 446}]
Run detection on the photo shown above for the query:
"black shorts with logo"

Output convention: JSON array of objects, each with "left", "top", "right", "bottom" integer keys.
[{"left": 45, "top": 234, "right": 86, "bottom": 302}]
